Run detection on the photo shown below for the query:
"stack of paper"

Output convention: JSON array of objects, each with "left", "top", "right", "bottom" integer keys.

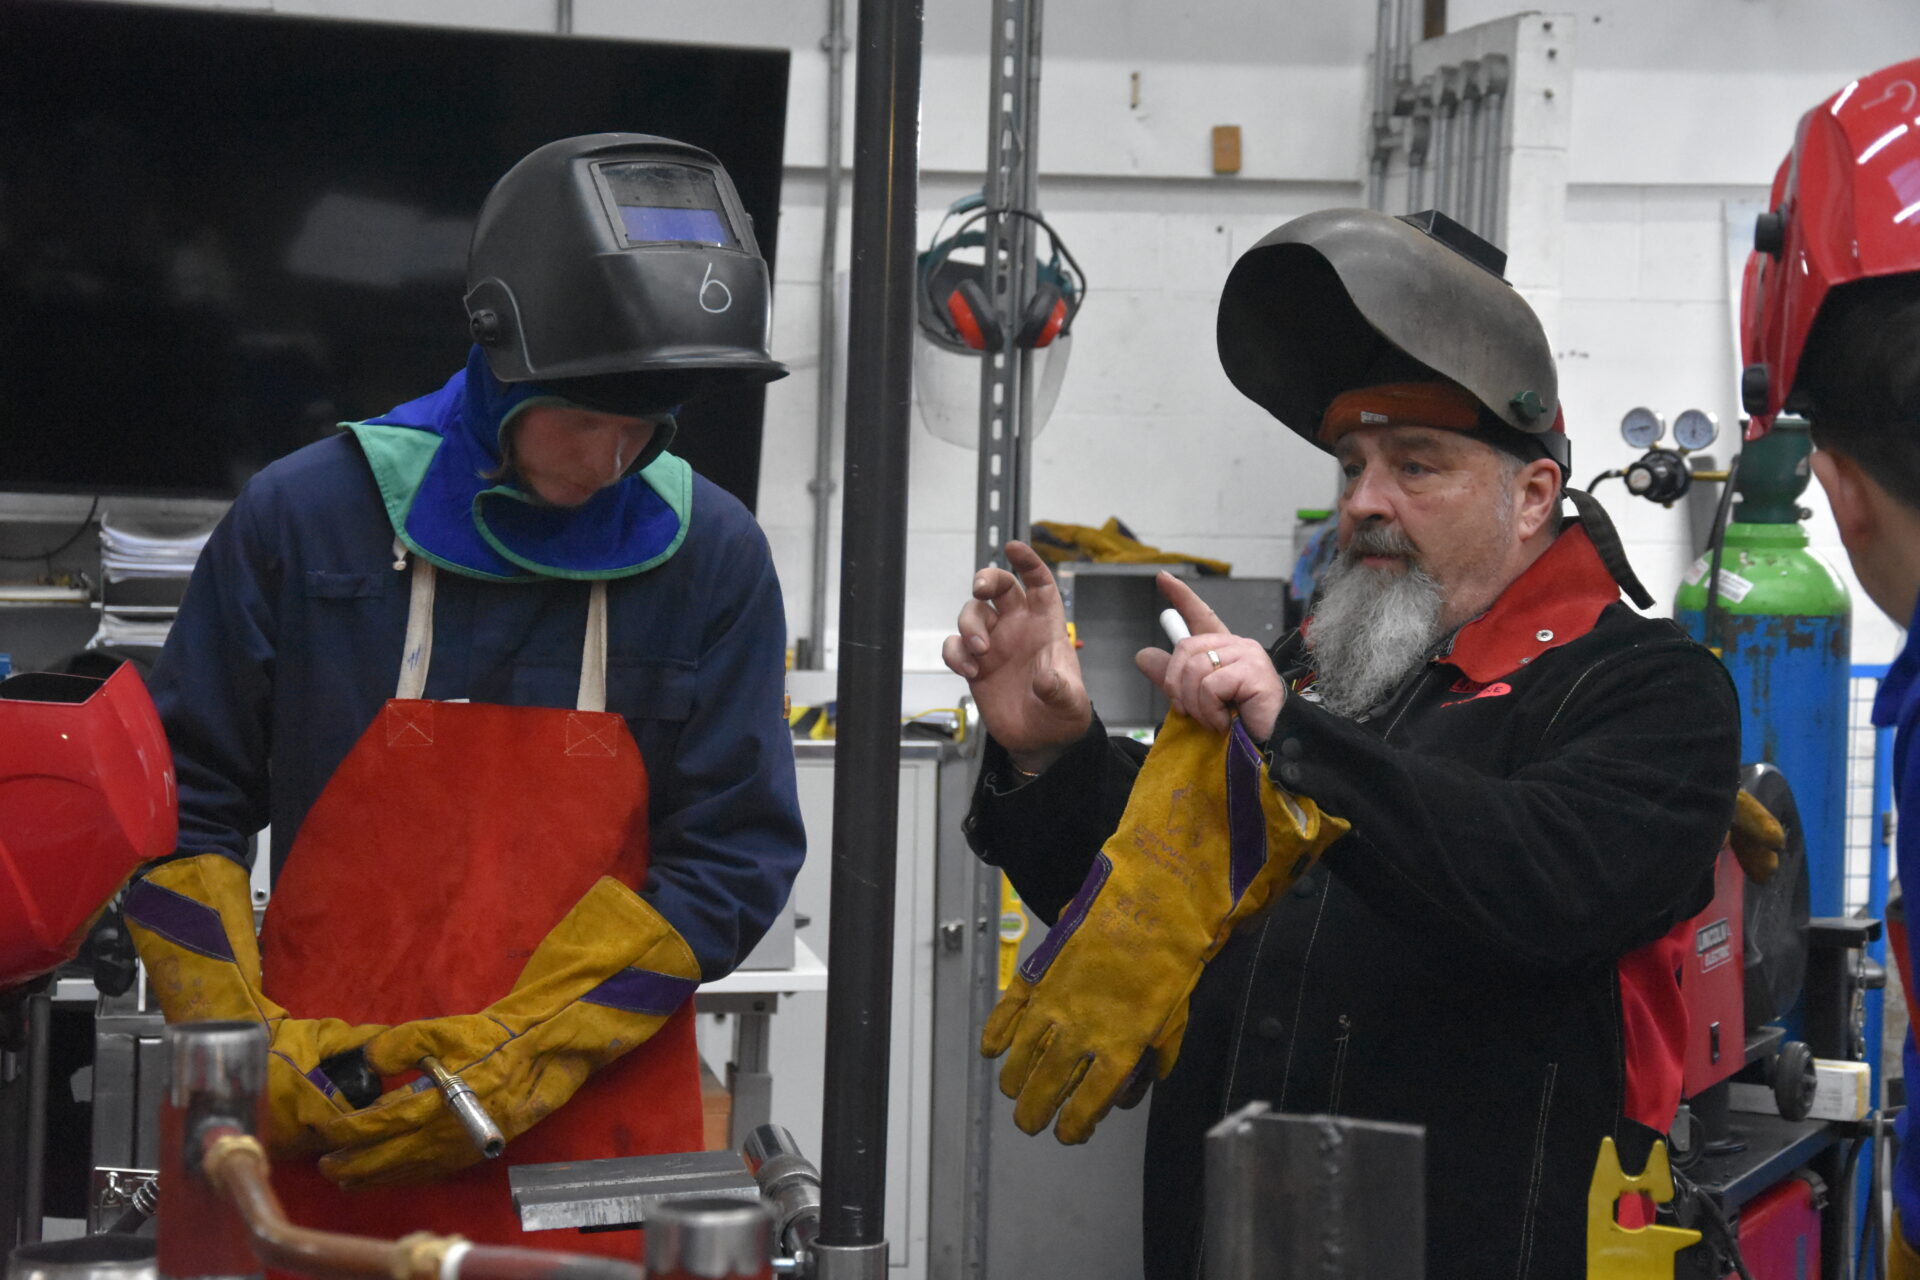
[
  {"left": 90, "top": 511, "right": 218, "bottom": 652},
  {"left": 100, "top": 516, "right": 213, "bottom": 583}
]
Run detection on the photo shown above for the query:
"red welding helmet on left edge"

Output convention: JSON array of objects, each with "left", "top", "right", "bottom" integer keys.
[
  {"left": 0, "top": 665, "right": 177, "bottom": 990},
  {"left": 1740, "top": 57, "right": 1920, "bottom": 439}
]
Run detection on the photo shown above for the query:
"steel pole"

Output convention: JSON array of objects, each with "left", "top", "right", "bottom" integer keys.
[
  {"left": 816, "top": 0, "right": 921, "bottom": 1269},
  {"left": 803, "top": 0, "right": 850, "bottom": 670}
]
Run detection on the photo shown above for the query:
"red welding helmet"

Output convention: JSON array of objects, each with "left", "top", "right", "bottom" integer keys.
[
  {"left": 0, "top": 665, "right": 176, "bottom": 989},
  {"left": 1740, "top": 58, "right": 1920, "bottom": 437}
]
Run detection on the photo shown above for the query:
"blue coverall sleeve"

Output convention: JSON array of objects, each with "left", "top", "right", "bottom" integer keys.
[
  {"left": 146, "top": 478, "right": 282, "bottom": 869},
  {"left": 637, "top": 524, "right": 804, "bottom": 981}
]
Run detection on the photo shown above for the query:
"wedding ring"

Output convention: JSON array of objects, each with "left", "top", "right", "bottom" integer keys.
[{"left": 1206, "top": 649, "right": 1223, "bottom": 670}]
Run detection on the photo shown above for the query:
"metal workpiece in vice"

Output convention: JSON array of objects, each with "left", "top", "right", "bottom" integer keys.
[{"left": 1674, "top": 420, "right": 1852, "bottom": 919}]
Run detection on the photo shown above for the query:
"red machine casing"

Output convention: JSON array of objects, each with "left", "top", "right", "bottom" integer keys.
[
  {"left": 0, "top": 665, "right": 176, "bottom": 987},
  {"left": 1739, "top": 57, "right": 1920, "bottom": 436},
  {"left": 1683, "top": 847, "right": 1747, "bottom": 1097},
  {"left": 1722, "top": 1176, "right": 1821, "bottom": 1280}
]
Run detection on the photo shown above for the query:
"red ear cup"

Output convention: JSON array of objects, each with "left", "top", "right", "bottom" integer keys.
[
  {"left": 1015, "top": 284, "right": 1068, "bottom": 348},
  {"left": 948, "top": 279, "right": 1004, "bottom": 351}
]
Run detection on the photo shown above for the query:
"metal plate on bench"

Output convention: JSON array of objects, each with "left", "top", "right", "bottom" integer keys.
[{"left": 510, "top": 1150, "right": 759, "bottom": 1232}]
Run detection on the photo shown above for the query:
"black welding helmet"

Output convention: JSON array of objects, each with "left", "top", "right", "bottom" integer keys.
[
  {"left": 465, "top": 133, "right": 787, "bottom": 415},
  {"left": 1216, "top": 208, "right": 1564, "bottom": 472}
]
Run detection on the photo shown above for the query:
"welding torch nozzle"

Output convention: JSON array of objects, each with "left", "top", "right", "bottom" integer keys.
[{"left": 420, "top": 1055, "right": 506, "bottom": 1159}]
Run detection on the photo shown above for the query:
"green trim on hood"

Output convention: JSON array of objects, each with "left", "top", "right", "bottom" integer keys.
[
  {"left": 345, "top": 421, "right": 528, "bottom": 582},
  {"left": 472, "top": 452, "right": 693, "bottom": 580}
]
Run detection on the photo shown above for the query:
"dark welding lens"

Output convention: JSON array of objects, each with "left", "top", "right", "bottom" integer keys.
[{"left": 598, "top": 162, "right": 737, "bottom": 248}]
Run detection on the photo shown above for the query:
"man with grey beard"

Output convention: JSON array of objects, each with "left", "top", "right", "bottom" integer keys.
[
  {"left": 945, "top": 209, "right": 1740, "bottom": 1280},
  {"left": 1304, "top": 523, "right": 1446, "bottom": 718}
]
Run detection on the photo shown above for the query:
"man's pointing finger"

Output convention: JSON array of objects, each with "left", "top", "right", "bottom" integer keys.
[{"left": 1156, "top": 571, "right": 1227, "bottom": 638}]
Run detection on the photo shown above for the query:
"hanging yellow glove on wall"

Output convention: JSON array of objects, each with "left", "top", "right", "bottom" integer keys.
[
  {"left": 122, "top": 854, "right": 387, "bottom": 1157},
  {"left": 317, "top": 876, "right": 699, "bottom": 1189},
  {"left": 982, "top": 711, "right": 1347, "bottom": 1143}
]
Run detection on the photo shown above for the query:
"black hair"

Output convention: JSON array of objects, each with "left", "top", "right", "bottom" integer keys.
[{"left": 1795, "top": 273, "right": 1920, "bottom": 512}]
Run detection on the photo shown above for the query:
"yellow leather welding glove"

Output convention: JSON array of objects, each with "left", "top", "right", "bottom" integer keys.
[
  {"left": 122, "top": 854, "right": 387, "bottom": 1158},
  {"left": 1729, "top": 788, "right": 1785, "bottom": 886},
  {"left": 983, "top": 711, "right": 1348, "bottom": 1144},
  {"left": 316, "top": 876, "right": 699, "bottom": 1189}
]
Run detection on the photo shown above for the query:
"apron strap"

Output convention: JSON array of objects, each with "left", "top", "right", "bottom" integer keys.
[
  {"left": 395, "top": 559, "right": 609, "bottom": 710},
  {"left": 397, "top": 556, "right": 437, "bottom": 701},
  {"left": 578, "top": 581, "right": 608, "bottom": 713}
]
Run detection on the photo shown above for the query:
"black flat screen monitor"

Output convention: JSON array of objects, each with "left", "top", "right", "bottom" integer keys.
[{"left": 0, "top": 0, "right": 789, "bottom": 508}]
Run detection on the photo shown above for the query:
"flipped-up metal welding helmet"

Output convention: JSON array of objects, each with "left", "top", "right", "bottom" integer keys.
[
  {"left": 1216, "top": 208, "right": 1565, "bottom": 472},
  {"left": 465, "top": 133, "right": 787, "bottom": 416}
]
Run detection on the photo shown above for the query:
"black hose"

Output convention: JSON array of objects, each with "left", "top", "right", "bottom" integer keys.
[
  {"left": 1702, "top": 453, "right": 1742, "bottom": 653},
  {"left": 1586, "top": 468, "right": 1625, "bottom": 491}
]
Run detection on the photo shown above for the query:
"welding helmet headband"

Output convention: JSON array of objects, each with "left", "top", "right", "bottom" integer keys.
[
  {"left": 465, "top": 133, "right": 787, "bottom": 416},
  {"left": 1216, "top": 208, "right": 1564, "bottom": 472}
]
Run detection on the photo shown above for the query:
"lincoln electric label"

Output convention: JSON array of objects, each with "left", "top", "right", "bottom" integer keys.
[{"left": 1696, "top": 918, "right": 1733, "bottom": 973}]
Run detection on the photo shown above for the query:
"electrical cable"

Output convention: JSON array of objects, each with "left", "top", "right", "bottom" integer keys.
[
  {"left": 1672, "top": 1166, "right": 1758, "bottom": 1280},
  {"left": 0, "top": 496, "right": 100, "bottom": 566},
  {"left": 1702, "top": 453, "right": 1743, "bottom": 653},
  {"left": 1842, "top": 1130, "right": 1872, "bottom": 1280}
]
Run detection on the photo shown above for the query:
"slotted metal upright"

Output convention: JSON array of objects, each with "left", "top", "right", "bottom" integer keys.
[{"left": 971, "top": 0, "right": 1046, "bottom": 571}]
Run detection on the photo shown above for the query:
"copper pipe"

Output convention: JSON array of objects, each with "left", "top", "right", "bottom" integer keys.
[{"left": 197, "top": 1128, "right": 646, "bottom": 1280}]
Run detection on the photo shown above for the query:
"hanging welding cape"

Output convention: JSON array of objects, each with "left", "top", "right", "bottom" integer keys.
[
  {"left": 346, "top": 348, "right": 690, "bottom": 582},
  {"left": 257, "top": 556, "right": 701, "bottom": 1258}
]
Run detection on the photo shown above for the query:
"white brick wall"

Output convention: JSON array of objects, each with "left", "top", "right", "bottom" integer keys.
[{"left": 74, "top": 0, "right": 1920, "bottom": 668}]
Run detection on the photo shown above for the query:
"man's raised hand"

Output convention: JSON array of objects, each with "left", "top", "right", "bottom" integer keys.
[{"left": 941, "top": 541, "right": 1092, "bottom": 774}]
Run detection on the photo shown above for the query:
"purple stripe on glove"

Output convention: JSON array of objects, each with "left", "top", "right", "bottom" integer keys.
[
  {"left": 581, "top": 967, "right": 698, "bottom": 1017},
  {"left": 276, "top": 1051, "right": 339, "bottom": 1105},
  {"left": 124, "top": 877, "right": 237, "bottom": 963},
  {"left": 1224, "top": 721, "right": 1268, "bottom": 906},
  {"left": 1020, "top": 852, "right": 1114, "bottom": 985}
]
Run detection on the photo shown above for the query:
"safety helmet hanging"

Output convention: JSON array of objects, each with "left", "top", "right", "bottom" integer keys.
[{"left": 464, "top": 133, "right": 787, "bottom": 417}]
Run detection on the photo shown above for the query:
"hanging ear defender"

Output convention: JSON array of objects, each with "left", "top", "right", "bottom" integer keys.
[
  {"left": 916, "top": 195, "right": 1086, "bottom": 354},
  {"left": 949, "top": 278, "right": 1005, "bottom": 351},
  {"left": 1015, "top": 281, "right": 1068, "bottom": 348}
]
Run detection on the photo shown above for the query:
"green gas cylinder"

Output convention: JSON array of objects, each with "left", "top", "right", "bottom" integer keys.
[{"left": 1674, "top": 419, "right": 1852, "bottom": 916}]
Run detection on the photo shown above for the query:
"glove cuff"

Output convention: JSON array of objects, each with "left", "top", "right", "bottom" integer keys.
[{"left": 124, "top": 853, "right": 279, "bottom": 1023}]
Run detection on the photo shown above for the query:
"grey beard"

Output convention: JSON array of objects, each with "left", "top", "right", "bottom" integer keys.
[{"left": 1305, "top": 548, "right": 1446, "bottom": 718}]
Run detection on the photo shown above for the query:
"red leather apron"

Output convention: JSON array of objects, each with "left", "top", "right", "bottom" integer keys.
[{"left": 257, "top": 557, "right": 701, "bottom": 1257}]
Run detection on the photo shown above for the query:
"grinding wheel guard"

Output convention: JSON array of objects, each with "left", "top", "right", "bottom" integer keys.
[
  {"left": 122, "top": 853, "right": 389, "bottom": 1157},
  {"left": 981, "top": 712, "right": 1347, "bottom": 1143},
  {"left": 317, "top": 876, "right": 700, "bottom": 1189}
]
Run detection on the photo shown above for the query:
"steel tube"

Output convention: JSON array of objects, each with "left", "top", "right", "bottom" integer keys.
[
  {"left": 803, "top": 0, "right": 850, "bottom": 669},
  {"left": 21, "top": 991, "right": 50, "bottom": 1248},
  {"left": 818, "top": 0, "right": 921, "bottom": 1256}
]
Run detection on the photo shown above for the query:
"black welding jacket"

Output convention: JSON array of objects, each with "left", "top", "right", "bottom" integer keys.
[{"left": 965, "top": 523, "right": 1740, "bottom": 1280}]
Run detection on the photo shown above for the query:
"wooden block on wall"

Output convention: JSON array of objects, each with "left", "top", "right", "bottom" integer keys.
[{"left": 1212, "top": 125, "right": 1242, "bottom": 175}]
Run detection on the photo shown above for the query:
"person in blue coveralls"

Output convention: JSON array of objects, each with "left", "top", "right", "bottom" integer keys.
[
  {"left": 120, "top": 134, "right": 805, "bottom": 1259},
  {"left": 1733, "top": 57, "right": 1920, "bottom": 1275}
]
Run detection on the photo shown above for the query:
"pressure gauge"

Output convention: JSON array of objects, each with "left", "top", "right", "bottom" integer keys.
[
  {"left": 1620, "top": 407, "right": 1664, "bottom": 449},
  {"left": 1673, "top": 408, "right": 1719, "bottom": 451}
]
